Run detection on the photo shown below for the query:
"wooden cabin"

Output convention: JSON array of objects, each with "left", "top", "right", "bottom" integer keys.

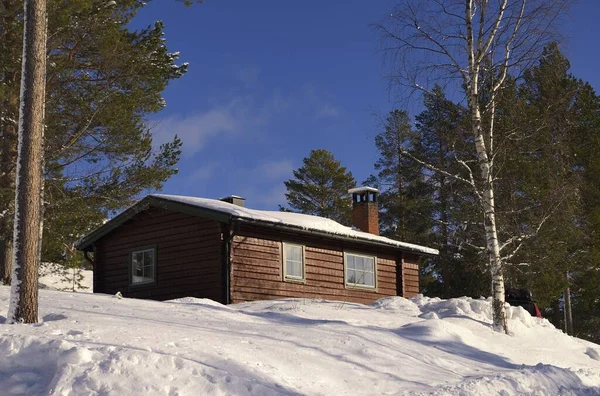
[{"left": 76, "top": 188, "right": 438, "bottom": 304}]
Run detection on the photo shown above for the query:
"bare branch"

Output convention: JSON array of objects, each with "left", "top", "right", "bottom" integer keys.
[
  {"left": 399, "top": 147, "right": 475, "bottom": 187},
  {"left": 477, "top": 0, "right": 509, "bottom": 64}
]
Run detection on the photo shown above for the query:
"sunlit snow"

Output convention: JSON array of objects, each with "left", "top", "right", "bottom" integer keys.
[{"left": 0, "top": 282, "right": 599, "bottom": 395}]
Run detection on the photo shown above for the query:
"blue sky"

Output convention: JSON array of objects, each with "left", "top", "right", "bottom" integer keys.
[{"left": 132, "top": 0, "right": 600, "bottom": 210}]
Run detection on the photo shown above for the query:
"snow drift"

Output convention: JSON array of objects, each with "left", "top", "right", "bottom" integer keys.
[{"left": 0, "top": 287, "right": 599, "bottom": 395}]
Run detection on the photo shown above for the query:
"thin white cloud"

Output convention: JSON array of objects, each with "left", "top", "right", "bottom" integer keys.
[
  {"left": 188, "top": 163, "right": 217, "bottom": 182},
  {"left": 252, "top": 159, "right": 295, "bottom": 181},
  {"left": 257, "top": 184, "right": 288, "bottom": 207},
  {"left": 301, "top": 83, "right": 341, "bottom": 119},
  {"left": 240, "top": 184, "right": 288, "bottom": 209},
  {"left": 152, "top": 96, "right": 267, "bottom": 157}
]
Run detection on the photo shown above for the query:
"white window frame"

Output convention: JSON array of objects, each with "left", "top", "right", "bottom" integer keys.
[
  {"left": 344, "top": 251, "right": 377, "bottom": 289},
  {"left": 282, "top": 242, "right": 306, "bottom": 282},
  {"left": 130, "top": 247, "right": 156, "bottom": 286}
]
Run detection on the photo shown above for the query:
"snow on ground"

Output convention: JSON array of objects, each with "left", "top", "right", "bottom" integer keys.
[
  {"left": 0, "top": 288, "right": 599, "bottom": 396},
  {"left": 38, "top": 263, "right": 93, "bottom": 292}
]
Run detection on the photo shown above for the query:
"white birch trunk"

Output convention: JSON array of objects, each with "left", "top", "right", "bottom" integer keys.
[
  {"left": 465, "top": 0, "right": 507, "bottom": 333},
  {"left": 377, "top": 0, "right": 566, "bottom": 334},
  {"left": 470, "top": 102, "right": 507, "bottom": 333}
]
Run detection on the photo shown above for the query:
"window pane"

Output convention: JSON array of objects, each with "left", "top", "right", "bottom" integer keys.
[
  {"left": 347, "top": 255, "right": 355, "bottom": 270},
  {"left": 355, "top": 271, "right": 366, "bottom": 285},
  {"left": 133, "top": 253, "right": 143, "bottom": 276},
  {"left": 132, "top": 249, "right": 154, "bottom": 284},
  {"left": 357, "top": 257, "right": 366, "bottom": 271},
  {"left": 364, "top": 272, "right": 374, "bottom": 286},
  {"left": 290, "top": 262, "right": 301, "bottom": 277},
  {"left": 346, "top": 254, "right": 375, "bottom": 287},
  {"left": 285, "top": 245, "right": 304, "bottom": 279},
  {"left": 290, "top": 246, "right": 301, "bottom": 262},
  {"left": 144, "top": 251, "right": 154, "bottom": 267},
  {"left": 365, "top": 257, "right": 374, "bottom": 272},
  {"left": 346, "top": 269, "right": 356, "bottom": 284}
]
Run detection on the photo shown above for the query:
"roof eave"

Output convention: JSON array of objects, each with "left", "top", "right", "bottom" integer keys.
[
  {"left": 233, "top": 217, "right": 438, "bottom": 256},
  {"left": 75, "top": 195, "right": 438, "bottom": 257}
]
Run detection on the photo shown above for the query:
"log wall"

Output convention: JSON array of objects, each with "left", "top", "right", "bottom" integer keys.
[
  {"left": 401, "top": 253, "right": 421, "bottom": 298},
  {"left": 94, "top": 207, "right": 224, "bottom": 302},
  {"left": 230, "top": 226, "right": 401, "bottom": 304}
]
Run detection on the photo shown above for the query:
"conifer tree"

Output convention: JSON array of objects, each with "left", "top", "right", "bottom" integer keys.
[
  {"left": 369, "top": 93, "right": 489, "bottom": 299},
  {"left": 416, "top": 88, "right": 489, "bottom": 298},
  {"left": 0, "top": 0, "right": 187, "bottom": 282},
  {"left": 7, "top": 0, "right": 48, "bottom": 324},
  {"left": 282, "top": 149, "right": 356, "bottom": 225},
  {"left": 368, "top": 110, "right": 431, "bottom": 243},
  {"left": 377, "top": 0, "right": 568, "bottom": 333},
  {"left": 507, "top": 44, "right": 600, "bottom": 340}
]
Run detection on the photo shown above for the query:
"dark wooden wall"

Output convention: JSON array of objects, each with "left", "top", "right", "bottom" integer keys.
[
  {"left": 401, "top": 253, "right": 420, "bottom": 298},
  {"left": 229, "top": 225, "right": 401, "bottom": 304},
  {"left": 94, "top": 207, "right": 224, "bottom": 302}
]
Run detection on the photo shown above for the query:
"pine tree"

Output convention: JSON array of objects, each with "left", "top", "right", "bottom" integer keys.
[
  {"left": 369, "top": 95, "right": 489, "bottom": 299},
  {"left": 282, "top": 149, "right": 356, "bottom": 225},
  {"left": 7, "top": 0, "right": 48, "bottom": 324},
  {"left": 0, "top": 0, "right": 22, "bottom": 285},
  {"left": 415, "top": 88, "right": 489, "bottom": 299},
  {"left": 573, "top": 83, "right": 600, "bottom": 342},
  {"left": 0, "top": 0, "right": 186, "bottom": 281},
  {"left": 367, "top": 110, "right": 432, "bottom": 243},
  {"left": 494, "top": 45, "right": 590, "bottom": 320},
  {"left": 377, "top": 0, "right": 568, "bottom": 333}
]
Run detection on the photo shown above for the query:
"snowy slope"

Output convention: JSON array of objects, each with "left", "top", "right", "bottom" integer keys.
[
  {"left": 0, "top": 288, "right": 599, "bottom": 396},
  {"left": 38, "top": 263, "right": 93, "bottom": 292}
]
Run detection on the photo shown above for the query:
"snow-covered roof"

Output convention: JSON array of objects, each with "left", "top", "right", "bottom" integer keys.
[{"left": 149, "top": 194, "right": 438, "bottom": 255}]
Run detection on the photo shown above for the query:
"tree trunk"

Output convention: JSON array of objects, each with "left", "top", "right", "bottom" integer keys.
[
  {"left": 551, "top": 299, "right": 562, "bottom": 329},
  {"left": 438, "top": 141, "right": 450, "bottom": 298},
  {"left": 0, "top": 111, "right": 18, "bottom": 285},
  {"left": 0, "top": 0, "right": 20, "bottom": 286},
  {"left": 564, "top": 286, "right": 573, "bottom": 335},
  {"left": 0, "top": 240, "right": 12, "bottom": 284},
  {"left": 468, "top": 89, "right": 507, "bottom": 333},
  {"left": 7, "top": 0, "right": 47, "bottom": 324},
  {"left": 464, "top": 0, "right": 507, "bottom": 334}
]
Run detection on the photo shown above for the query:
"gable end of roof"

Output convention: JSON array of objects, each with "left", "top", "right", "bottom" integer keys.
[{"left": 75, "top": 196, "right": 232, "bottom": 251}]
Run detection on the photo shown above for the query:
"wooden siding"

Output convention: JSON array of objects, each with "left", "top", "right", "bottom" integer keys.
[
  {"left": 401, "top": 253, "right": 420, "bottom": 298},
  {"left": 230, "top": 225, "right": 399, "bottom": 304},
  {"left": 94, "top": 207, "right": 224, "bottom": 302}
]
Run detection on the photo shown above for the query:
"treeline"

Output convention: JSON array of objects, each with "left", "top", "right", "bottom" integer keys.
[
  {"left": 369, "top": 44, "right": 600, "bottom": 342},
  {"left": 282, "top": 44, "right": 600, "bottom": 342},
  {"left": 0, "top": 1, "right": 185, "bottom": 280}
]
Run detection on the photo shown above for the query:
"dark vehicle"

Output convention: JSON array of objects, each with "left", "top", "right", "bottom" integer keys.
[{"left": 505, "top": 288, "right": 542, "bottom": 318}]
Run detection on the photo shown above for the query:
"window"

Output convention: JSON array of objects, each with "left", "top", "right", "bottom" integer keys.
[
  {"left": 345, "top": 252, "right": 376, "bottom": 288},
  {"left": 131, "top": 248, "right": 155, "bottom": 285},
  {"left": 283, "top": 243, "right": 305, "bottom": 281}
]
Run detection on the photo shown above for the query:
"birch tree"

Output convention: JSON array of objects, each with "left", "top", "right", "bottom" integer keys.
[{"left": 376, "top": 0, "right": 568, "bottom": 332}]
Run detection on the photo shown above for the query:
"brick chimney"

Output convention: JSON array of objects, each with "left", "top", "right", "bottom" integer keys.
[{"left": 349, "top": 187, "right": 379, "bottom": 235}]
